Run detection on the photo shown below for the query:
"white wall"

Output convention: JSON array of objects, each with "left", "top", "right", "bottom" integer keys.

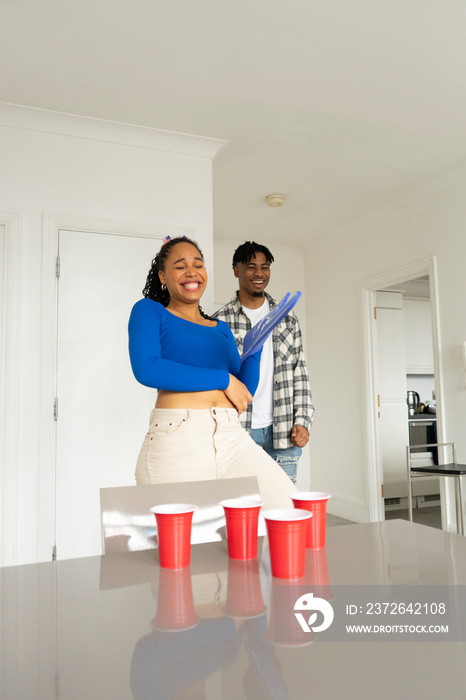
[
  {"left": 212, "top": 238, "right": 311, "bottom": 490},
  {"left": 4, "top": 102, "right": 466, "bottom": 562},
  {"left": 304, "top": 162, "right": 466, "bottom": 522},
  {"left": 0, "top": 104, "right": 225, "bottom": 566}
]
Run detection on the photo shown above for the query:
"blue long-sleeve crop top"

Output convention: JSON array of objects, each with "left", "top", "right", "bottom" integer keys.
[{"left": 128, "top": 299, "right": 261, "bottom": 394}]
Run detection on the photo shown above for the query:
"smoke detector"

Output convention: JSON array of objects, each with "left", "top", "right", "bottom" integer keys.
[{"left": 265, "top": 194, "right": 285, "bottom": 207}]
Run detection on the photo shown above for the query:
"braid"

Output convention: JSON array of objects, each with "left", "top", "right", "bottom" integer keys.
[
  {"left": 142, "top": 240, "right": 175, "bottom": 307},
  {"left": 142, "top": 236, "right": 214, "bottom": 320}
]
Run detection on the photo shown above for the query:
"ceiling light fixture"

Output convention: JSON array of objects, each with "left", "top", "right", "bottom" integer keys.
[{"left": 266, "top": 194, "right": 285, "bottom": 207}]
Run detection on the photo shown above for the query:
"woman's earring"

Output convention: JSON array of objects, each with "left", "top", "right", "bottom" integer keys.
[{"left": 161, "top": 283, "right": 167, "bottom": 291}]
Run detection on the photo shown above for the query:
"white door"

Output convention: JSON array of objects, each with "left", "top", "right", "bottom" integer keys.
[
  {"left": 375, "top": 292, "right": 410, "bottom": 500},
  {"left": 55, "top": 229, "right": 162, "bottom": 560}
]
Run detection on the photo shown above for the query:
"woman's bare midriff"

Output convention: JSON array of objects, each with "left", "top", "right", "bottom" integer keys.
[{"left": 155, "top": 389, "right": 236, "bottom": 410}]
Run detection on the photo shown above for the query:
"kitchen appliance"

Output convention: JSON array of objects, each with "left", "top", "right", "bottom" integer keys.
[
  {"left": 407, "top": 390, "right": 420, "bottom": 417},
  {"left": 408, "top": 417, "right": 438, "bottom": 465}
]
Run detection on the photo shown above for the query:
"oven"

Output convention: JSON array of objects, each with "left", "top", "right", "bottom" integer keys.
[{"left": 408, "top": 417, "right": 438, "bottom": 465}]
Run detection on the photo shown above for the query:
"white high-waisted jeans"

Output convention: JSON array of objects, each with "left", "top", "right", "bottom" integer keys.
[{"left": 135, "top": 407, "right": 296, "bottom": 510}]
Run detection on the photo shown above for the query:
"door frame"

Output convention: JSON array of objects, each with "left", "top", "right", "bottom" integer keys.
[
  {"left": 39, "top": 214, "right": 194, "bottom": 561},
  {"left": 0, "top": 210, "right": 21, "bottom": 566},
  {"left": 360, "top": 255, "right": 447, "bottom": 525}
]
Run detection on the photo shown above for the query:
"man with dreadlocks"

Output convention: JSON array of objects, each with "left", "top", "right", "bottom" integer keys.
[{"left": 213, "top": 241, "right": 314, "bottom": 484}]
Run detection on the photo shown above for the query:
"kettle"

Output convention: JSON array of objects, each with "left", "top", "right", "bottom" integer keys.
[{"left": 407, "top": 390, "right": 420, "bottom": 417}]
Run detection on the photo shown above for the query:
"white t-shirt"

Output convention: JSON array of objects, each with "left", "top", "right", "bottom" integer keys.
[{"left": 242, "top": 298, "right": 274, "bottom": 429}]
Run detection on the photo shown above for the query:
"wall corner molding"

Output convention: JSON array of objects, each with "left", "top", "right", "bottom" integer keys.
[
  {"left": 0, "top": 209, "right": 22, "bottom": 567},
  {"left": 0, "top": 101, "right": 228, "bottom": 159}
]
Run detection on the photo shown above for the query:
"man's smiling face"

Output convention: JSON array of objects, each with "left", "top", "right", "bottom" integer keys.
[{"left": 234, "top": 251, "right": 271, "bottom": 300}]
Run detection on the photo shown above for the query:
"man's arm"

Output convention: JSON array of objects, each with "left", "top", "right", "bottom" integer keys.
[
  {"left": 291, "top": 314, "right": 314, "bottom": 440},
  {"left": 213, "top": 300, "right": 249, "bottom": 350}
]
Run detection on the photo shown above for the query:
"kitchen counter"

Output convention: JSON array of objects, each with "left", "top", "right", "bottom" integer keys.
[
  {"left": 2, "top": 520, "right": 466, "bottom": 700},
  {"left": 409, "top": 413, "right": 436, "bottom": 421}
]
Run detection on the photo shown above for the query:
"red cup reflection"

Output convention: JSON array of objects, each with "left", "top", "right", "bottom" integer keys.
[
  {"left": 224, "top": 558, "right": 267, "bottom": 618},
  {"left": 289, "top": 492, "right": 331, "bottom": 549},
  {"left": 304, "top": 548, "right": 333, "bottom": 601},
  {"left": 267, "top": 578, "right": 315, "bottom": 647},
  {"left": 152, "top": 566, "right": 199, "bottom": 631},
  {"left": 263, "top": 509, "right": 311, "bottom": 580},
  {"left": 151, "top": 504, "right": 197, "bottom": 569}
]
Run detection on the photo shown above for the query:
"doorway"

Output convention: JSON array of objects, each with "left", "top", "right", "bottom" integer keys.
[
  {"left": 361, "top": 256, "right": 446, "bottom": 526},
  {"left": 54, "top": 228, "right": 162, "bottom": 560},
  {"left": 376, "top": 279, "right": 440, "bottom": 527}
]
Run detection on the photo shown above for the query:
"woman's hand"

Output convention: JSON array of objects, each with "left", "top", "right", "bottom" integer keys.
[{"left": 225, "top": 374, "right": 253, "bottom": 415}]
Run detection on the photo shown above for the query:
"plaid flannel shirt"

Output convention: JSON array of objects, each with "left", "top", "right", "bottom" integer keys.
[{"left": 213, "top": 292, "right": 314, "bottom": 449}]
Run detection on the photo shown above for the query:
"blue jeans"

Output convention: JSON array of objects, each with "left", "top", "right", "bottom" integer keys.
[{"left": 249, "top": 425, "right": 302, "bottom": 484}]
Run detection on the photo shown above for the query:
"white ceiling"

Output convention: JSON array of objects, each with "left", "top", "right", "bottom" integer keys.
[{"left": 1, "top": 0, "right": 466, "bottom": 247}]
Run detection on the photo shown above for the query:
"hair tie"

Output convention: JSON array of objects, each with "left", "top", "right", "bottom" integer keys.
[{"left": 161, "top": 234, "right": 191, "bottom": 247}]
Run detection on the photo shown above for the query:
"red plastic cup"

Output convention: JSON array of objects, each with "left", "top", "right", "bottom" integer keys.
[
  {"left": 289, "top": 492, "right": 332, "bottom": 549},
  {"left": 224, "top": 558, "right": 267, "bottom": 618},
  {"left": 151, "top": 504, "right": 197, "bottom": 569},
  {"left": 220, "top": 497, "right": 263, "bottom": 560},
  {"left": 263, "top": 509, "right": 312, "bottom": 580},
  {"left": 152, "top": 566, "right": 199, "bottom": 631}
]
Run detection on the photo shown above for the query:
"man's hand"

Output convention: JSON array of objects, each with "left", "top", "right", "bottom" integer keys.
[{"left": 290, "top": 425, "right": 309, "bottom": 447}]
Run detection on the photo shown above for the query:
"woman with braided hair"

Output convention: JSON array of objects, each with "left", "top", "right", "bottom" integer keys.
[{"left": 128, "top": 236, "right": 296, "bottom": 508}]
